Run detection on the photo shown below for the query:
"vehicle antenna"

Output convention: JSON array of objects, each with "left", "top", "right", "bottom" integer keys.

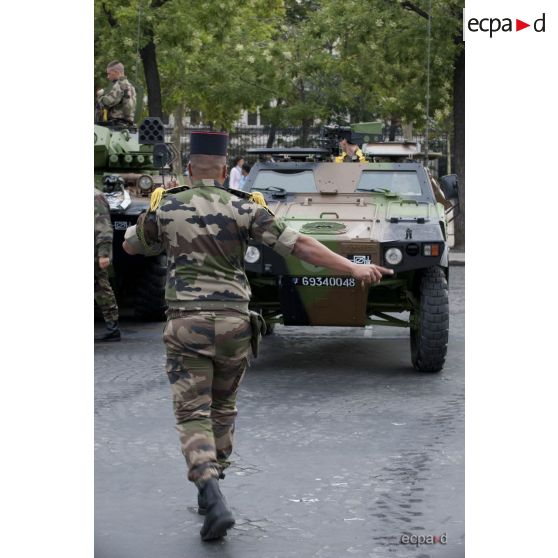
[
  {"left": 424, "top": 0, "right": 432, "bottom": 164},
  {"left": 135, "top": 1, "right": 142, "bottom": 84}
]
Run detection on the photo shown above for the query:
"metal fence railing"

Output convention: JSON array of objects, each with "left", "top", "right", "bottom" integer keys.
[{"left": 169, "top": 125, "right": 453, "bottom": 177}]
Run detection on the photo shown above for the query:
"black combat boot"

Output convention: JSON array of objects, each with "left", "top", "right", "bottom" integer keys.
[
  {"left": 197, "top": 478, "right": 235, "bottom": 541},
  {"left": 95, "top": 320, "right": 121, "bottom": 342},
  {"left": 197, "top": 470, "right": 225, "bottom": 515},
  {"left": 197, "top": 491, "right": 208, "bottom": 515}
]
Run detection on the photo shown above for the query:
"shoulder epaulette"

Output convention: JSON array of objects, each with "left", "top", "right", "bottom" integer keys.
[
  {"left": 229, "top": 188, "right": 274, "bottom": 216},
  {"left": 228, "top": 187, "right": 251, "bottom": 200},
  {"left": 149, "top": 185, "right": 190, "bottom": 211},
  {"left": 165, "top": 185, "right": 190, "bottom": 195}
]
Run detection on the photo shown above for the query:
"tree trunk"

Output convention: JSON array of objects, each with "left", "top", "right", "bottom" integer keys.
[
  {"left": 389, "top": 117, "right": 400, "bottom": 141},
  {"left": 140, "top": 37, "right": 163, "bottom": 118},
  {"left": 265, "top": 99, "right": 283, "bottom": 147},
  {"left": 301, "top": 118, "right": 312, "bottom": 146},
  {"left": 452, "top": 47, "right": 465, "bottom": 250},
  {"left": 266, "top": 124, "right": 277, "bottom": 148}
]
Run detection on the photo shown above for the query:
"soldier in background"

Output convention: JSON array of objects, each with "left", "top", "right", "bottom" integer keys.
[
  {"left": 94, "top": 189, "right": 120, "bottom": 342},
  {"left": 122, "top": 131, "right": 392, "bottom": 541},
  {"left": 335, "top": 131, "right": 366, "bottom": 163},
  {"left": 96, "top": 61, "right": 136, "bottom": 127}
]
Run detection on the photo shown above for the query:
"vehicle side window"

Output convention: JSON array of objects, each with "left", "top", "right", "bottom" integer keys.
[{"left": 251, "top": 170, "right": 317, "bottom": 193}]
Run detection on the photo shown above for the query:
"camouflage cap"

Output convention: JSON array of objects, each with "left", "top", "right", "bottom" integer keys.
[{"left": 190, "top": 131, "right": 228, "bottom": 156}]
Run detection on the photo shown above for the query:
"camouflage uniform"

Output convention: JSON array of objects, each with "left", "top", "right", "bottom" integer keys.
[
  {"left": 94, "top": 188, "right": 118, "bottom": 323},
  {"left": 126, "top": 179, "right": 299, "bottom": 482},
  {"left": 98, "top": 76, "right": 136, "bottom": 124}
]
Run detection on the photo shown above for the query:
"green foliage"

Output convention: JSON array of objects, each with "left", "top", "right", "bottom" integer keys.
[{"left": 95, "top": 0, "right": 464, "bottom": 132}]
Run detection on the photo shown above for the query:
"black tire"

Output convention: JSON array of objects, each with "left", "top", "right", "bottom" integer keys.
[
  {"left": 410, "top": 266, "right": 449, "bottom": 372},
  {"left": 134, "top": 254, "right": 167, "bottom": 321}
]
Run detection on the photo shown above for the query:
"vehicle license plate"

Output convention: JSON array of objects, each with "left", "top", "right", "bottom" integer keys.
[{"left": 283, "top": 276, "right": 357, "bottom": 288}]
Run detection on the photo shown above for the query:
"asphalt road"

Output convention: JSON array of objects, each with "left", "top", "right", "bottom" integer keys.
[{"left": 95, "top": 267, "right": 464, "bottom": 558}]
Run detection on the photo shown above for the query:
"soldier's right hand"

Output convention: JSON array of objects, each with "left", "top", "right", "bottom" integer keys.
[
  {"left": 351, "top": 263, "right": 393, "bottom": 286},
  {"left": 98, "top": 256, "right": 110, "bottom": 270}
]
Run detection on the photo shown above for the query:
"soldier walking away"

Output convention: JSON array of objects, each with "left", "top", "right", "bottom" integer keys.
[
  {"left": 96, "top": 61, "right": 137, "bottom": 127},
  {"left": 94, "top": 188, "right": 120, "bottom": 342},
  {"left": 123, "top": 131, "right": 393, "bottom": 541}
]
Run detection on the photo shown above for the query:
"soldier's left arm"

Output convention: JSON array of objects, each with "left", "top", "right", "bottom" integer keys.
[{"left": 99, "top": 82, "right": 124, "bottom": 108}]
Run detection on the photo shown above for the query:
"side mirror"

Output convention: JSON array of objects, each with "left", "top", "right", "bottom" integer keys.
[{"left": 439, "top": 174, "right": 459, "bottom": 199}]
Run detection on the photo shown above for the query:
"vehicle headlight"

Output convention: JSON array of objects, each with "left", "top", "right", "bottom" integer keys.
[
  {"left": 138, "top": 175, "right": 154, "bottom": 192},
  {"left": 385, "top": 247, "right": 403, "bottom": 265},
  {"left": 423, "top": 243, "right": 440, "bottom": 257},
  {"left": 244, "top": 246, "right": 261, "bottom": 264}
]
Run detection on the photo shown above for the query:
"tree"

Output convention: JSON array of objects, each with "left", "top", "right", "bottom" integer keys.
[
  {"left": 95, "top": 0, "right": 285, "bottom": 129},
  {"left": 388, "top": 0, "right": 465, "bottom": 247},
  {"left": 95, "top": 0, "right": 465, "bottom": 243},
  {"left": 95, "top": 0, "right": 172, "bottom": 117}
]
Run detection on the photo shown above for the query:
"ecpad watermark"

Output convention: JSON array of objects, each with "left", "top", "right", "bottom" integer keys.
[
  {"left": 463, "top": 9, "right": 548, "bottom": 39},
  {"left": 400, "top": 532, "right": 447, "bottom": 546},
  {"left": 468, "top": 13, "right": 545, "bottom": 37}
]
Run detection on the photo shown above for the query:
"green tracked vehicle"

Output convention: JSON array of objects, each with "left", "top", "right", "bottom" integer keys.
[
  {"left": 241, "top": 125, "right": 458, "bottom": 372},
  {"left": 94, "top": 118, "right": 178, "bottom": 320}
]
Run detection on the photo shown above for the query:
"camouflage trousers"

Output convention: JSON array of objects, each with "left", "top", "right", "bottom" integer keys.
[
  {"left": 94, "top": 263, "right": 119, "bottom": 323},
  {"left": 163, "top": 311, "right": 252, "bottom": 483}
]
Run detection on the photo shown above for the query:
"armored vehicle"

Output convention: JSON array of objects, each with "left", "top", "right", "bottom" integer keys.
[
  {"left": 241, "top": 133, "right": 457, "bottom": 372},
  {"left": 94, "top": 118, "right": 178, "bottom": 319}
]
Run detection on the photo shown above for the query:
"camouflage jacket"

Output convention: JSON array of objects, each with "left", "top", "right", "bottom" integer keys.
[
  {"left": 125, "top": 179, "right": 299, "bottom": 308},
  {"left": 94, "top": 188, "right": 113, "bottom": 260},
  {"left": 99, "top": 77, "right": 136, "bottom": 123}
]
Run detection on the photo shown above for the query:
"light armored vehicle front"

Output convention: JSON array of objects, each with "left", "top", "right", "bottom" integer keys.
[{"left": 241, "top": 144, "right": 456, "bottom": 372}]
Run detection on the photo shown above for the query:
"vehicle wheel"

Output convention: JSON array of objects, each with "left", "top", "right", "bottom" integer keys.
[
  {"left": 134, "top": 254, "right": 167, "bottom": 321},
  {"left": 410, "top": 266, "right": 449, "bottom": 372}
]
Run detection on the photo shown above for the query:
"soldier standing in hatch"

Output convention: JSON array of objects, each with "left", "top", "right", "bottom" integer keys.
[
  {"left": 96, "top": 60, "right": 137, "bottom": 126},
  {"left": 122, "top": 131, "right": 393, "bottom": 541},
  {"left": 335, "top": 131, "right": 366, "bottom": 163},
  {"left": 94, "top": 188, "right": 121, "bottom": 342}
]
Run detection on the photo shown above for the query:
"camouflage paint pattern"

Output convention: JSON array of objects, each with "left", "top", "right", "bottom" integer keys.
[
  {"left": 94, "top": 265, "right": 119, "bottom": 322},
  {"left": 94, "top": 188, "right": 118, "bottom": 322},
  {"left": 94, "top": 188, "right": 113, "bottom": 260},
  {"left": 242, "top": 161, "right": 448, "bottom": 326},
  {"left": 99, "top": 76, "right": 137, "bottom": 123},
  {"left": 94, "top": 124, "right": 158, "bottom": 173},
  {"left": 131, "top": 179, "right": 299, "bottom": 307},
  {"left": 163, "top": 311, "right": 251, "bottom": 482}
]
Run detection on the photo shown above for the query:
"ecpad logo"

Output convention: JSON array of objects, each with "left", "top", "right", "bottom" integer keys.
[{"left": 468, "top": 13, "right": 546, "bottom": 37}]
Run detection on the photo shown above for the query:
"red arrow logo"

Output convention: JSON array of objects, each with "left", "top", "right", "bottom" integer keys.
[{"left": 516, "top": 19, "right": 530, "bottom": 31}]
